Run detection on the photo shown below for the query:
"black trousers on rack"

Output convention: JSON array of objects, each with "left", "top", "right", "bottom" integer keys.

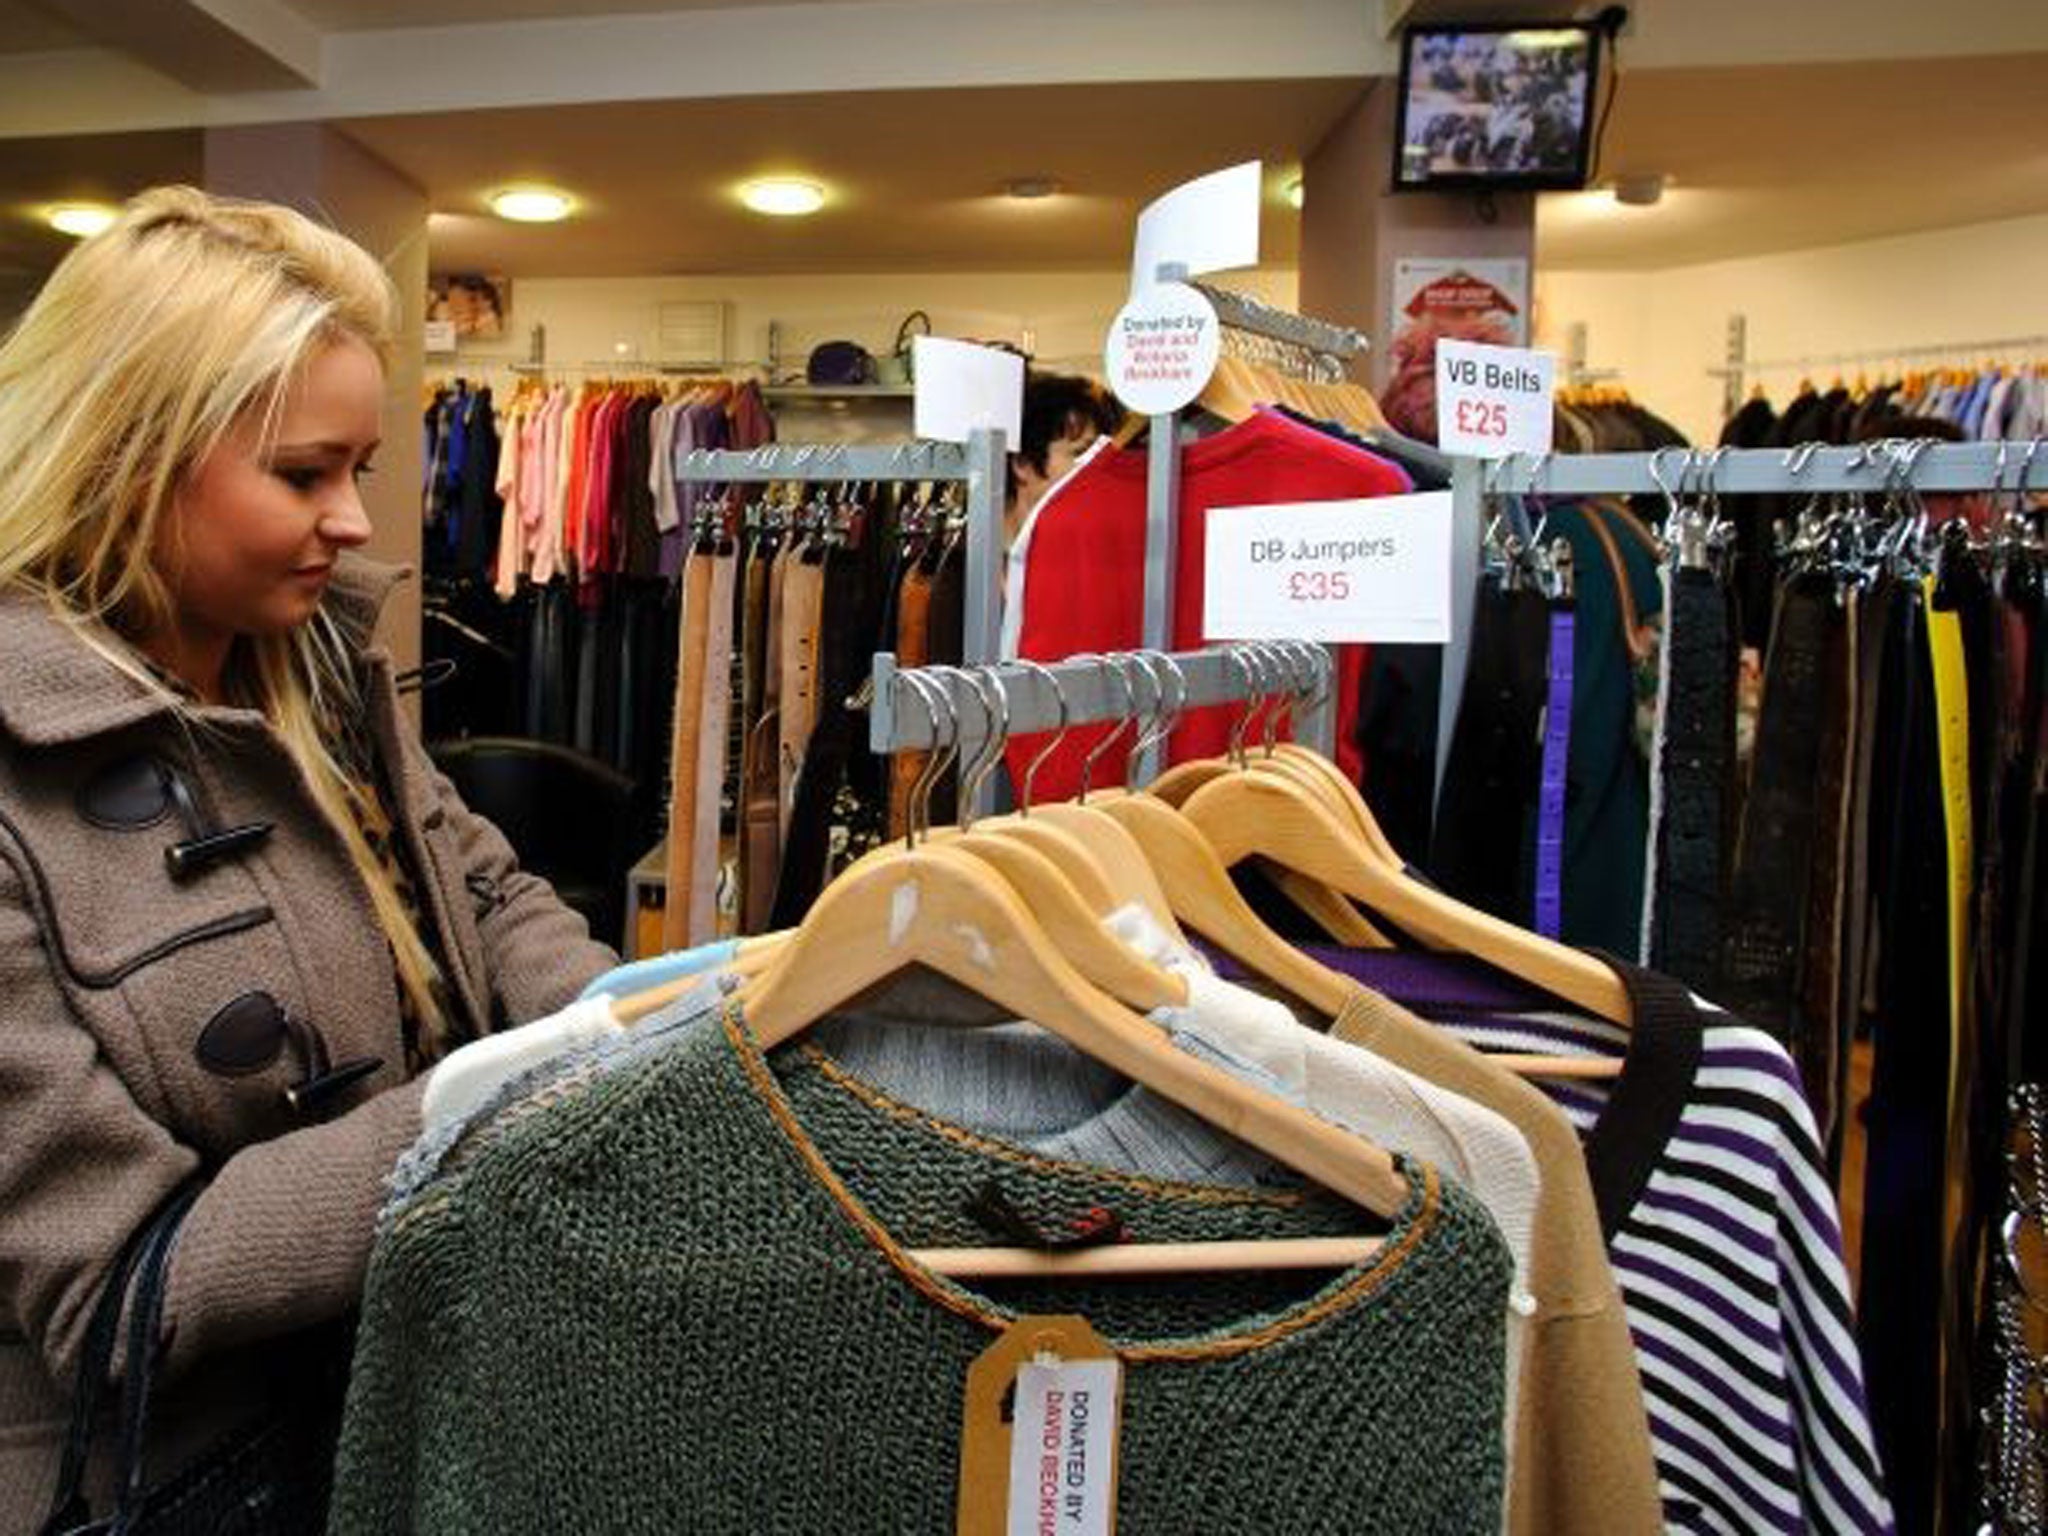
[{"left": 1856, "top": 583, "right": 1948, "bottom": 1536}]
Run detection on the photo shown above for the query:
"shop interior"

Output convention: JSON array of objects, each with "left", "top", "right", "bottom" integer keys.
[{"left": 3, "top": 1, "right": 2047, "bottom": 1531}]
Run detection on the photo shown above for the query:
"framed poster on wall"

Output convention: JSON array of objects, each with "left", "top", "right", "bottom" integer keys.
[
  {"left": 1383, "top": 258, "right": 1528, "bottom": 443},
  {"left": 427, "top": 272, "right": 511, "bottom": 341}
]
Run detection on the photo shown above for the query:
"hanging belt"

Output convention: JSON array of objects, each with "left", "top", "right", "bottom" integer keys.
[{"left": 1533, "top": 602, "right": 1575, "bottom": 939}]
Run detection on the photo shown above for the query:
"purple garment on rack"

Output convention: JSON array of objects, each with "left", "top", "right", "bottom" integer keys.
[
  {"left": 1534, "top": 606, "right": 1576, "bottom": 939},
  {"left": 663, "top": 402, "right": 729, "bottom": 580}
]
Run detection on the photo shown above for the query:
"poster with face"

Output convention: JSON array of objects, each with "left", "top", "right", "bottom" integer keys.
[
  {"left": 1383, "top": 260, "right": 1529, "bottom": 445},
  {"left": 427, "top": 273, "right": 511, "bottom": 340}
]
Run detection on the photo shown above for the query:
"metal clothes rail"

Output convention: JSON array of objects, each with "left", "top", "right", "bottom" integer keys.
[
  {"left": 1471, "top": 441, "right": 2033, "bottom": 496},
  {"left": 1711, "top": 314, "right": 2048, "bottom": 415},
  {"left": 1439, "top": 440, "right": 2033, "bottom": 794},
  {"left": 868, "top": 646, "right": 1335, "bottom": 784},
  {"left": 673, "top": 430, "right": 1008, "bottom": 676}
]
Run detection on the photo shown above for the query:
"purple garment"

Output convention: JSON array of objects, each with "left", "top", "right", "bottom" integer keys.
[
  {"left": 662, "top": 402, "right": 730, "bottom": 581},
  {"left": 1534, "top": 607, "right": 1576, "bottom": 938}
]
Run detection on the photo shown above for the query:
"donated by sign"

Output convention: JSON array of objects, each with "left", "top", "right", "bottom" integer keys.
[{"left": 1103, "top": 281, "right": 1221, "bottom": 416}]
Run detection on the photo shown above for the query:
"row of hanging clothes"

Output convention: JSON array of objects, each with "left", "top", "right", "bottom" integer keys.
[
  {"left": 1553, "top": 383, "right": 1688, "bottom": 453},
  {"left": 1642, "top": 442, "right": 2047, "bottom": 1536},
  {"left": 1719, "top": 363, "right": 2048, "bottom": 649},
  {"left": 658, "top": 465, "right": 972, "bottom": 948},
  {"left": 1001, "top": 314, "right": 1448, "bottom": 808},
  {"left": 1437, "top": 439, "right": 2048, "bottom": 1534},
  {"left": 418, "top": 373, "right": 776, "bottom": 849},
  {"left": 329, "top": 646, "right": 1893, "bottom": 1535}
]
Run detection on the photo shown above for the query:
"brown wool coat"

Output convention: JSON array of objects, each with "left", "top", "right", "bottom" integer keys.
[{"left": 0, "top": 557, "right": 616, "bottom": 1531}]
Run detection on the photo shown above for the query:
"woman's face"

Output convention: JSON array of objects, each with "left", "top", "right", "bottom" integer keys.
[{"left": 155, "top": 335, "right": 381, "bottom": 644}]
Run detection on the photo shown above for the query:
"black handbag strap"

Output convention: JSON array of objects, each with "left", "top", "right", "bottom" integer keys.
[
  {"left": 108, "top": 1182, "right": 200, "bottom": 1530},
  {"left": 38, "top": 1180, "right": 202, "bottom": 1536}
]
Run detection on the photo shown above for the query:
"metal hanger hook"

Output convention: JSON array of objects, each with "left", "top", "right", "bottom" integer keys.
[
  {"left": 1119, "top": 654, "right": 1162, "bottom": 787},
  {"left": 1256, "top": 641, "right": 1301, "bottom": 747},
  {"left": 1141, "top": 650, "right": 1189, "bottom": 757},
  {"left": 1241, "top": 641, "right": 1284, "bottom": 756},
  {"left": 958, "top": 666, "right": 1012, "bottom": 828},
  {"left": 927, "top": 664, "right": 990, "bottom": 831},
  {"left": 1009, "top": 658, "right": 1071, "bottom": 816},
  {"left": 1223, "top": 646, "right": 1258, "bottom": 767},
  {"left": 1647, "top": 445, "right": 1687, "bottom": 522},
  {"left": 1078, "top": 654, "right": 1135, "bottom": 802},
  {"left": 899, "top": 670, "right": 954, "bottom": 849}
]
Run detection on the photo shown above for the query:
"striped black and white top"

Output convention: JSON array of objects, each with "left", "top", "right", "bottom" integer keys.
[{"left": 1282, "top": 947, "right": 1895, "bottom": 1536}]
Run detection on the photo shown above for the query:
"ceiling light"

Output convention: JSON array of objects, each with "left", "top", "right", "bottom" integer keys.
[
  {"left": 46, "top": 203, "right": 116, "bottom": 238},
  {"left": 1004, "top": 176, "right": 1062, "bottom": 201},
  {"left": 740, "top": 178, "right": 826, "bottom": 217},
  {"left": 490, "top": 187, "right": 573, "bottom": 223},
  {"left": 1286, "top": 178, "right": 1304, "bottom": 211}
]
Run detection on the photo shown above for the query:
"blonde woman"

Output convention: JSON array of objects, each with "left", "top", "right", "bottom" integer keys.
[{"left": 0, "top": 187, "right": 616, "bottom": 1529}]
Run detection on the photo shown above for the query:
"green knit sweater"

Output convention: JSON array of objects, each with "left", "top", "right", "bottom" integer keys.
[{"left": 331, "top": 1001, "right": 1510, "bottom": 1533}]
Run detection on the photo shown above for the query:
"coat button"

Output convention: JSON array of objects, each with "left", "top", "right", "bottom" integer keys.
[
  {"left": 76, "top": 755, "right": 173, "bottom": 830},
  {"left": 194, "top": 991, "right": 289, "bottom": 1076}
]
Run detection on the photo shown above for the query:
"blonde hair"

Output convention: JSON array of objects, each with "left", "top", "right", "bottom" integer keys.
[{"left": 0, "top": 185, "right": 454, "bottom": 1056}]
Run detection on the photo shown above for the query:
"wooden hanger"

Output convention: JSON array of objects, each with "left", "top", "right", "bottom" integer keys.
[
  {"left": 944, "top": 828, "right": 1185, "bottom": 1012},
  {"left": 1147, "top": 647, "right": 1393, "bottom": 946},
  {"left": 738, "top": 839, "right": 1407, "bottom": 1270},
  {"left": 1178, "top": 769, "right": 1631, "bottom": 1040},
  {"left": 1094, "top": 792, "right": 1356, "bottom": 1022},
  {"left": 1000, "top": 658, "right": 1187, "bottom": 939}
]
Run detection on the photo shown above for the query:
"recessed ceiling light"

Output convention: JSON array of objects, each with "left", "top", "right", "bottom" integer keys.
[
  {"left": 47, "top": 203, "right": 117, "bottom": 238},
  {"left": 740, "top": 178, "right": 826, "bottom": 217},
  {"left": 1286, "top": 178, "right": 1304, "bottom": 211},
  {"left": 490, "top": 187, "right": 574, "bottom": 223},
  {"left": 1003, "top": 176, "right": 1062, "bottom": 201}
]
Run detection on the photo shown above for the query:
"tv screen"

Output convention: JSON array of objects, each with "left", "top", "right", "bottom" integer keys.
[{"left": 1394, "top": 23, "right": 1600, "bottom": 191}]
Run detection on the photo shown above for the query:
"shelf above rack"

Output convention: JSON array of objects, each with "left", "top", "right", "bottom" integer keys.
[{"left": 762, "top": 384, "right": 917, "bottom": 401}]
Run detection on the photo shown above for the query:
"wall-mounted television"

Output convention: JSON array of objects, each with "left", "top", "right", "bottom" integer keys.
[{"left": 1393, "top": 22, "right": 1601, "bottom": 192}]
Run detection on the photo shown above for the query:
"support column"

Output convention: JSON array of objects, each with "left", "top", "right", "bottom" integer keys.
[
  {"left": 206, "top": 124, "right": 429, "bottom": 681},
  {"left": 1297, "top": 84, "right": 1538, "bottom": 810},
  {"left": 1298, "top": 83, "right": 1537, "bottom": 393}
]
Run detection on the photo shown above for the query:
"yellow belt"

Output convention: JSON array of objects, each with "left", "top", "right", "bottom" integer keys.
[{"left": 1923, "top": 583, "right": 1973, "bottom": 1107}]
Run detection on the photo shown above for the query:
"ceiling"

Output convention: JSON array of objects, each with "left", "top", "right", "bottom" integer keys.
[
  {"left": 346, "top": 80, "right": 1350, "bottom": 276},
  {"left": 0, "top": 127, "right": 198, "bottom": 280},
  {"left": 293, "top": 0, "right": 1003, "bottom": 22},
  {"left": 0, "top": 1, "right": 2044, "bottom": 286},
  {"left": 0, "top": 0, "right": 85, "bottom": 54},
  {"left": 1543, "top": 53, "right": 2048, "bottom": 268}
]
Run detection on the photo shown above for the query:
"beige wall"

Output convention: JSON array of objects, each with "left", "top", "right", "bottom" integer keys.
[
  {"left": 1537, "top": 212, "right": 2048, "bottom": 443},
  {"left": 432, "top": 266, "right": 1298, "bottom": 383}
]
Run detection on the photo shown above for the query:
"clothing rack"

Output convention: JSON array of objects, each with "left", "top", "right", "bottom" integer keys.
[
  {"left": 867, "top": 645, "right": 1336, "bottom": 787},
  {"left": 674, "top": 428, "right": 1009, "bottom": 713},
  {"left": 1711, "top": 316, "right": 2048, "bottom": 414},
  {"left": 1139, "top": 264, "right": 1369, "bottom": 782},
  {"left": 1440, "top": 439, "right": 2028, "bottom": 796},
  {"left": 674, "top": 441, "right": 1007, "bottom": 677}
]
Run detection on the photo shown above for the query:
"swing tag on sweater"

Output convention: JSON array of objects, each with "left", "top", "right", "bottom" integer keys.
[{"left": 957, "top": 1315, "right": 1123, "bottom": 1536}]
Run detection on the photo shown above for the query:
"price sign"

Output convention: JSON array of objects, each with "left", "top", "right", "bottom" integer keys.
[
  {"left": 1203, "top": 494, "right": 1453, "bottom": 644},
  {"left": 1103, "top": 281, "right": 1220, "bottom": 416},
  {"left": 1435, "top": 339, "right": 1556, "bottom": 458},
  {"left": 913, "top": 336, "right": 1024, "bottom": 444}
]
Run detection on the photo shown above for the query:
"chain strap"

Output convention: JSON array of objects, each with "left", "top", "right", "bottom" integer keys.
[{"left": 1980, "top": 1082, "right": 2048, "bottom": 1532}]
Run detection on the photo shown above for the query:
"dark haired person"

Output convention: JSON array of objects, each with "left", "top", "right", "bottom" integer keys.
[{"left": 1005, "top": 372, "right": 1124, "bottom": 544}]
